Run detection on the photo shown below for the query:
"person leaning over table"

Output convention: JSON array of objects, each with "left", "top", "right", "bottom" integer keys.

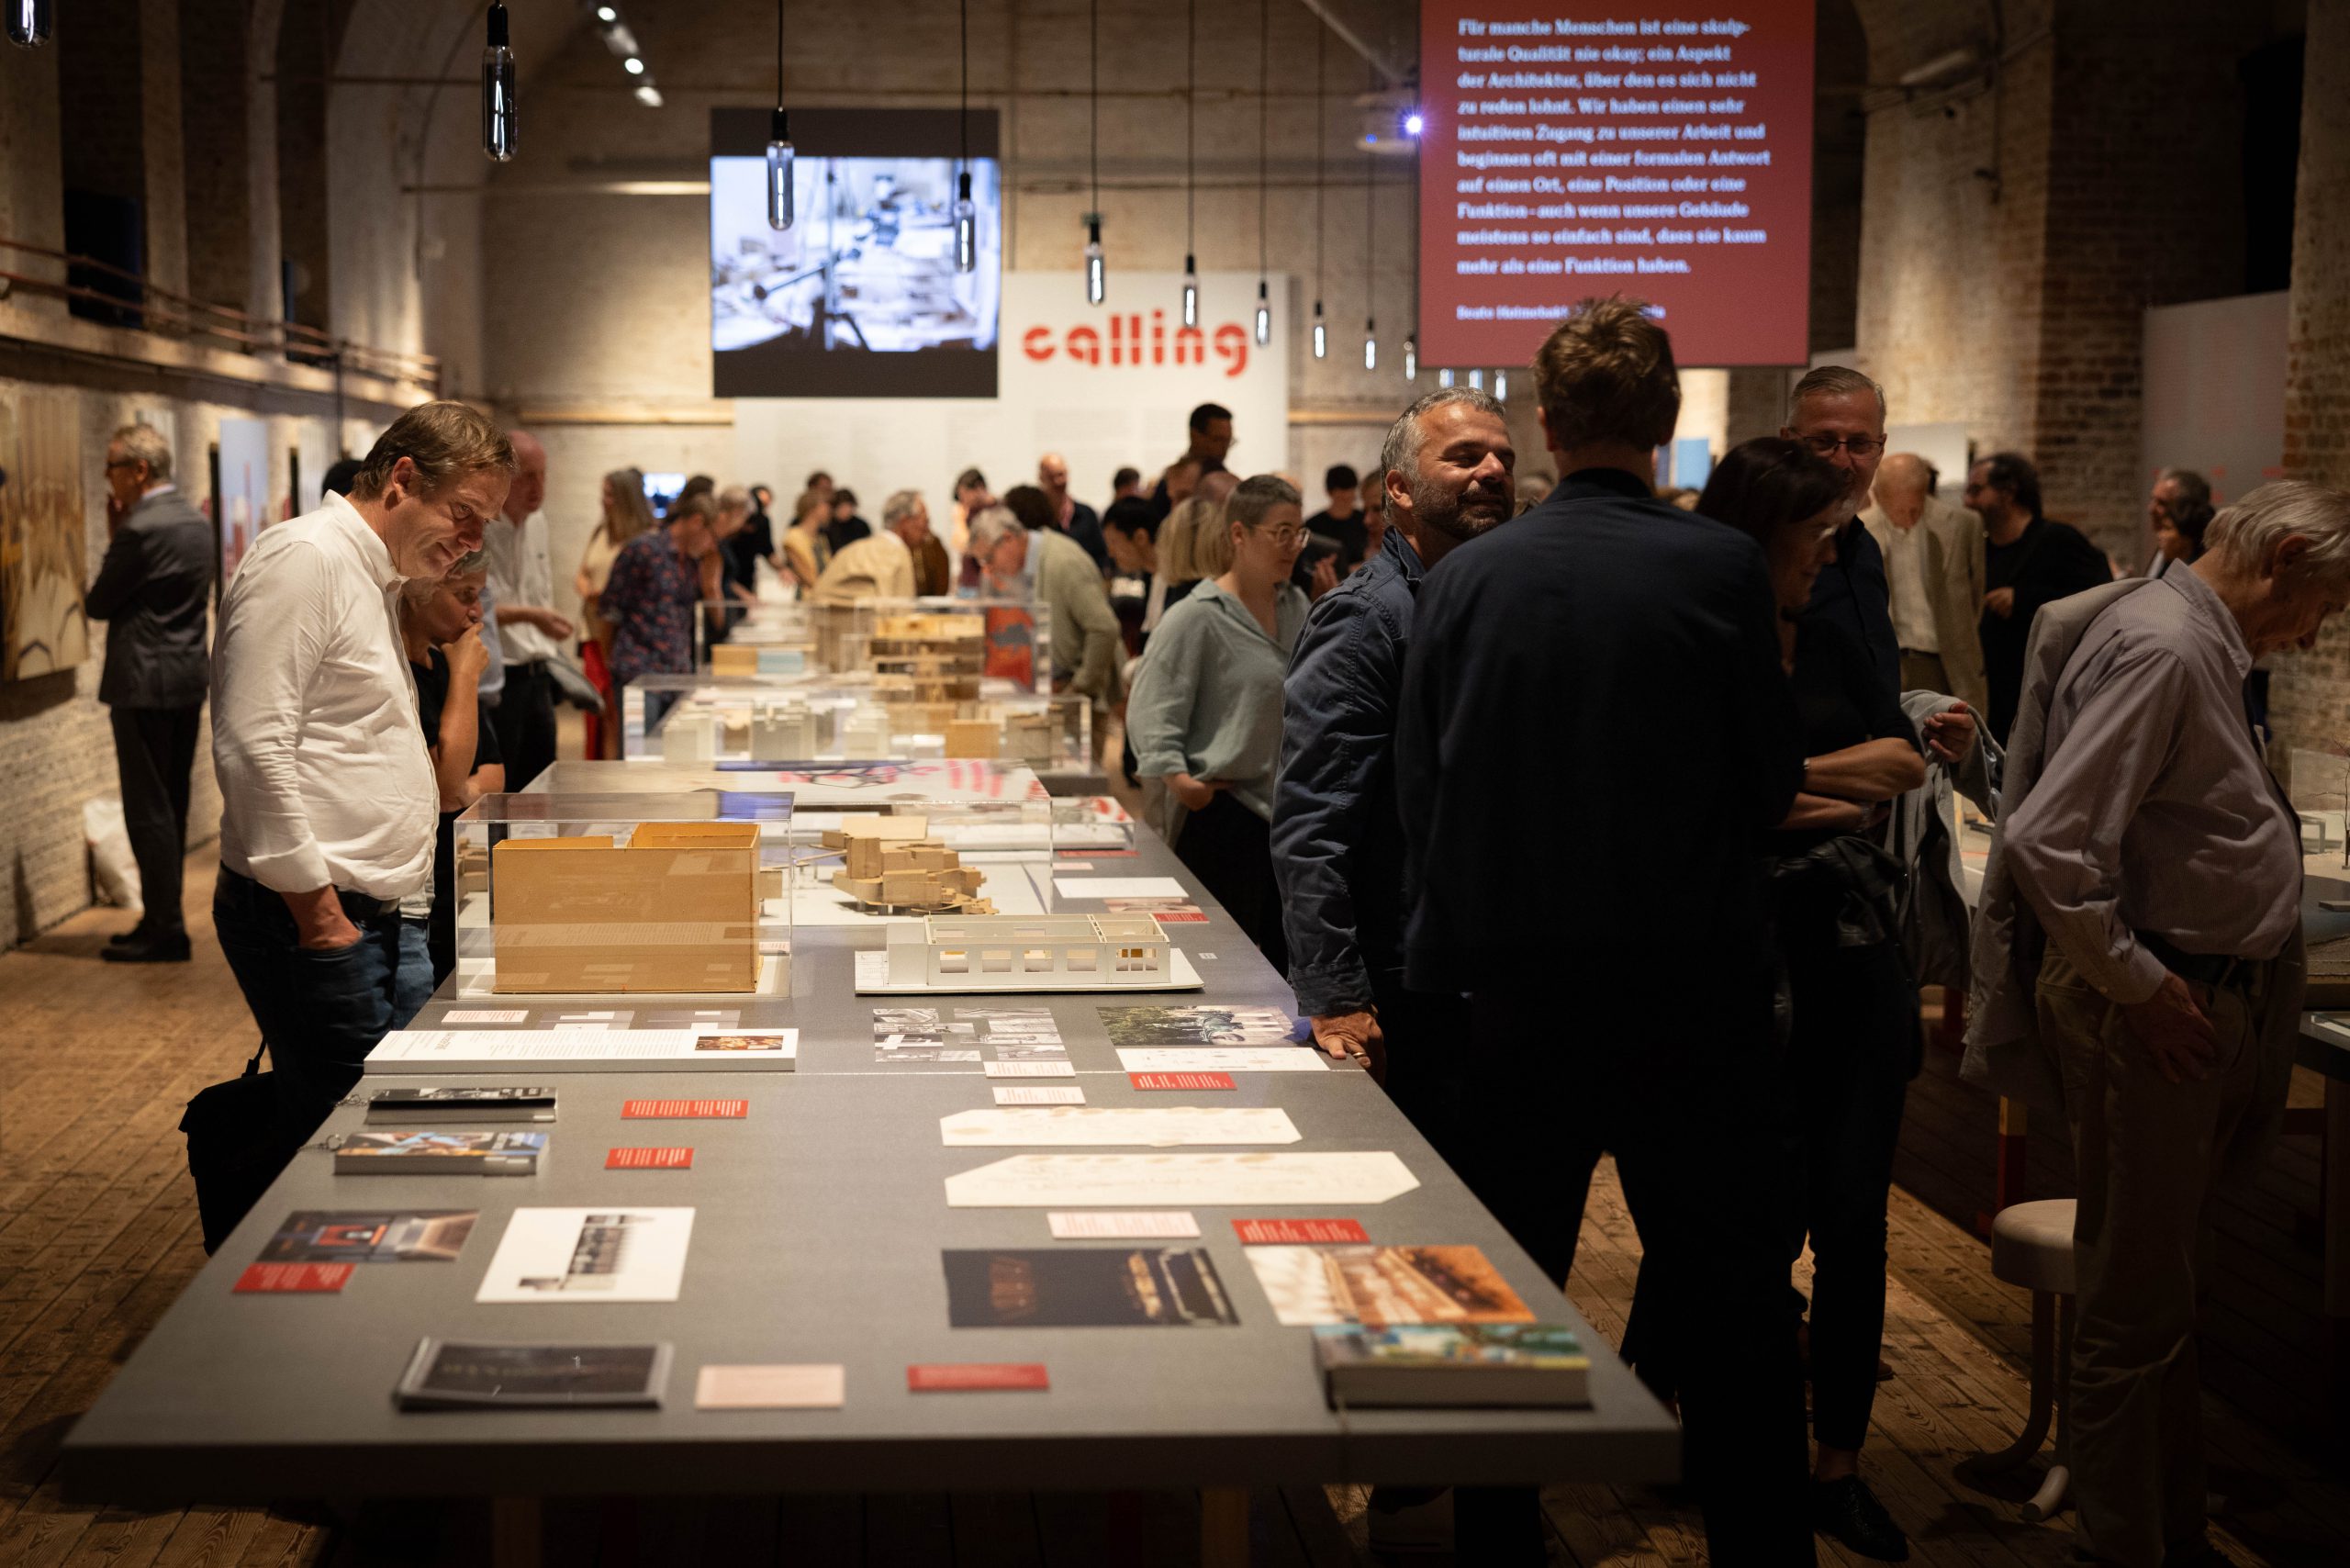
[
  {"left": 1393, "top": 296, "right": 1811, "bottom": 1564},
  {"left": 1966, "top": 479, "right": 2350, "bottom": 1568},
  {"left": 394, "top": 552, "right": 505, "bottom": 1022},
  {"left": 210, "top": 400, "right": 508, "bottom": 1153},
  {"left": 1125, "top": 474, "right": 1309, "bottom": 973},
  {"left": 600, "top": 489, "right": 722, "bottom": 734},
  {"left": 1272, "top": 386, "right": 1515, "bottom": 1139},
  {"left": 1696, "top": 437, "right": 1942, "bottom": 1563},
  {"left": 1000, "top": 484, "right": 1125, "bottom": 718}
]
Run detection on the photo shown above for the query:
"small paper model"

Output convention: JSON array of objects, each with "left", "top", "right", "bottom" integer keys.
[
  {"left": 826, "top": 815, "right": 995, "bottom": 913},
  {"left": 886, "top": 913, "right": 1170, "bottom": 989}
]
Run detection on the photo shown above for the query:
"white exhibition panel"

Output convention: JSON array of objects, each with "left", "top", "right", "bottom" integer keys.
[
  {"left": 733, "top": 271, "right": 1292, "bottom": 518},
  {"left": 2142, "top": 290, "right": 2288, "bottom": 510}
]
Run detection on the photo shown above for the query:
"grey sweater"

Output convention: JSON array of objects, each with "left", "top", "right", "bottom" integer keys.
[{"left": 1127, "top": 577, "right": 1309, "bottom": 822}]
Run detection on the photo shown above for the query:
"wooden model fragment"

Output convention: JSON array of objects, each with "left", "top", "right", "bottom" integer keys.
[
  {"left": 491, "top": 822, "right": 761, "bottom": 992},
  {"left": 823, "top": 814, "right": 994, "bottom": 913}
]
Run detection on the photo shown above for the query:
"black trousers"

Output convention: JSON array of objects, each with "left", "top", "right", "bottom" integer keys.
[
  {"left": 110, "top": 703, "right": 202, "bottom": 941},
  {"left": 1368, "top": 969, "right": 1473, "bottom": 1178},
  {"left": 1449, "top": 986, "right": 1814, "bottom": 1566},
  {"left": 1781, "top": 929, "right": 1918, "bottom": 1452},
  {"left": 493, "top": 660, "right": 557, "bottom": 790},
  {"left": 212, "top": 868, "right": 402, "bottom": 1147},
  {"left": 1171, "top": 792, "right": 1287, "bottom": 974}
]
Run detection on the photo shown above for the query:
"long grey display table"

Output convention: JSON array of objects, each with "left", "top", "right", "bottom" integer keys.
[{"left": 63, "top": 828, "right": 1677, "bottom": 1553}]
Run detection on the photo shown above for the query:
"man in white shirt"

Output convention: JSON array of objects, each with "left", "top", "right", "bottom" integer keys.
[
  {"left": 1862, "top": 452, "right": 1989, "bottom": 715},
  {"left": 481, "top": 430, "right": 570, "bottom": 788},
  {"left": 210, "top": 400, "right": 510, "bottom": 1148}
]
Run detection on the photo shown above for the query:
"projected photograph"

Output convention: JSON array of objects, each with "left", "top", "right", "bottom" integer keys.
[{"left": 711, "top": 154, "right": 1001, "bottom": 398}]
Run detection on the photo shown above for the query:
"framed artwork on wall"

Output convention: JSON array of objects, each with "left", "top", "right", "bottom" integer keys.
[{"left": 0, "top": 389, "right": 91, "bottom": 682}]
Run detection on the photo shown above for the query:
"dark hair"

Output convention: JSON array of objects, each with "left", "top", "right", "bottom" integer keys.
[
  {"left": 1979, "top": 452, "right": 2042, "bottom": 519},
  {"left": 1324, "top": 464, "right": 1360, "bottom": 493},
  {"left": 1102, "top": 496, "right": 1160, "bottom": 542},
  {"left": 321, "top": 456, "right": 365, "bottom": 498},
  {"left": 1531, "top": 296, "right": 1681, "bottom": 453},
  {"left": 1002, "top": 484, "right": 1055, "bottom": 532},
  {"left": 833, "top": 487, "right": 858, "bottom": 509},
  {"left": 348, "top": 400, "right": 517, "bottom": 503},
  {"left": 2172, "top": 495, "right": 2217, "bottom": 556},
  {"left": 806, "top": 470, "right": 832, "bottom": 487},
  {"left": 1694, "top": 438, "right": 1848, "bottom": 552},
  {"left": 955, "top": 466, "right": 988, "bottom": 494},
  {"left": 1188, "top": 402, "right": 1233, "bottom": 434},
  {"left": 1112, "top": 465, "right": 1141, "bottom": 491}
]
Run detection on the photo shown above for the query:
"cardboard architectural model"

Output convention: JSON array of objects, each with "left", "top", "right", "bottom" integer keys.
[
  {"left": 826, "top": 815, "right": 994, "bottom": 913},
  {"left": 491, "top": 823, "right": 761, "bottom": 992},
  {"left": 886, "top": 913, "right": 1172, "bottom": 989}
]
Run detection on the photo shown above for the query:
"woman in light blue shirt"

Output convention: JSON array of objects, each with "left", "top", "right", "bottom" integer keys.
[{"left": 1125, "top": 474, "right": 1310, "bottom": 970}]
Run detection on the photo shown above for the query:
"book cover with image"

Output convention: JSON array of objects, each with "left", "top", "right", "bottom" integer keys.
[
  {"left": 395, "top": 1338, "right": 670, "bottom": 1409},
  {"left": 333, "top": 1131, "right": 544, "bottom": 1174},
  {"left": 942, "top": 1247, "right": 1239, "bottom": 1327},
  {"left": 1246, "top": 1245, "right": 1536, "bottom": 1327},
  {"left": 259, "top": 1210, "right": 477, "bottom": 1264},
  {"left": 1313, "top": 1323, "right": 1591, "bottom": 1408},
  {"left": 1098, "top": 1005, "right": 1295, "bottom": 1047}
]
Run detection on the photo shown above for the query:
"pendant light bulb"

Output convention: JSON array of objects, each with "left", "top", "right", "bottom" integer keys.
[
  {"left": 1493, "top": 366, "right": 1508, "bottom": 400},
  {"left": 766, "top": 108, "right": 796, "bottom": 230},
  {"left": 1363, "top": 319, "right": 1378, "bottom": 373},
  {"left": 1181, "top": 255, "right": 1199, "bottom": 329},
  {"left": 7, "top": 0, "right": 54, "bottom": 48},
  {"left": 1403, "top": 333, "right": 1418, "bottom": 382},
  {"left": 1438, "top": 368, "right": 1455, "bottom": 388},
  {"left": 1253, "top": 280, "right": 1271, "bottom": 347},
  {"left": 1085, "top": 218, "right": 1106, "bottom": 306},
  {"left": 954, "top": 172, "right": 977, "bottom": 273},
  {"left": 482, "top": 4, "right": 516, "bottom": 162},
  {"left": 1312, "top": 300, "right": 1326, "bottom": 361},
  {"left": 1467, "top": 367, "right": 1485, "bottom": 391}
]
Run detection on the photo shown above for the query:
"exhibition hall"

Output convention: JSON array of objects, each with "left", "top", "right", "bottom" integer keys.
[{"left": 5, "top": 1, "right": 2350, "bottom": 1565}]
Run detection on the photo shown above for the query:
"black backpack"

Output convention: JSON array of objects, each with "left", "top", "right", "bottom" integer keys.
[{"left": 179, "top": 1044, "right": 305, "bottom": 1254}]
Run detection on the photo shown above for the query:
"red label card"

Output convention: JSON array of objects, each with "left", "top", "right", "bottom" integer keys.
[
  {"left": 908, "top": 1362, "right": 1050, "bottom": 1392},
  {"left": 622, "top": 1099, "right": 747, "bottom": 1119},
  {"left": 1152, "top": 912, "right": 1210, "bottom": 923},
  {"left": 1128, "top": 1071, "right": 1236, "bottom": 1091},
  {"left": 1232, "top": 1218, "right": 1371, "bottom": 1245},
  {"left": 606, "top": 1147, "right": 695, "bottom": 1170},
  {"left": 234, "top": 1262, "right": 353, "bottom": 1294}
]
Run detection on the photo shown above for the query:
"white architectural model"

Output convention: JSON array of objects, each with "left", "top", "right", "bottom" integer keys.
[
  {"left": 660, "top": 709, "right": 719, "bottom": 763},
  {"left": 747, "top": 698, "right": 816, "bottom": 759},
  {"left": 886, "top": 913, "right": 1172, "bottom": 989},
  {"left": 839, "top": 703, "right": 891, "bottom": 758}
]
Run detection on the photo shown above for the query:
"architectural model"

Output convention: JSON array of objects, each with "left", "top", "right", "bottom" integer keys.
[
  {"left": 884, "top": 913, "right": 1172, "bottom": 989},
  {"left": 490, "top": 823, "right": 760, "bottom": 993},
  {"left": 826, "top": 815, "right": 994, "bottom": 913}
]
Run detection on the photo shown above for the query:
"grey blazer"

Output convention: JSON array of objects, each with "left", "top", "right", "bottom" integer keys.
[{"left": 85, "top": 487, "right": 214, "bottom": 709}]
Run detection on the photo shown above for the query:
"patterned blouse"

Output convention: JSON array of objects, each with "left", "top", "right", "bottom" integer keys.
[{"left": 602, "top": 530, "right": 702, "bottom": 687}]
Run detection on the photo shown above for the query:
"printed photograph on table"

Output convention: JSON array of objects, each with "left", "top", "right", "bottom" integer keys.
[
  {"left": 1246, "top": 1245, "right": 1537, "bottom": 1328},
  {"left": 942, "top": 1248, "right": 1240, "bottom": 1327},
  {"left": 259, "top": 1211, "right": 478, "bottom": 1264},
  {"left": 1099, "top": 1005, "right": 1295, "bottom": 1047},
  {"left": 873, "top": 1005, "right": 981, "bottom": 1061},
  {"left": 695, "top": 1034, "right": 793, "bottom": 1053},
  {"left": 331, "top": 1131, "right": 545, "bottom": 1175},
  {"left": 476, "top": 1208, "right": 696, "bottom": 1304},
  {"left": 395, "top": 1340, "right": 671, "bottom": 1410}
]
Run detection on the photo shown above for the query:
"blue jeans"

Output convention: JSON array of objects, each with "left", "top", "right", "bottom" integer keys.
[
  {"left": 393, "top": 917, "right": 435, "bottom": 1027},
  {"left": 212, "top": 867, "right": 403, "bottom": 1146}
]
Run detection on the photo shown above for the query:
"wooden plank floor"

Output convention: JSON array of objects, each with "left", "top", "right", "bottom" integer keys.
[{"left": 4, "top": 846, "right": 2346, "bottom": 1565}]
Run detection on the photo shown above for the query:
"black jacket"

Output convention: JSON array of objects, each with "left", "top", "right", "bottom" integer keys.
[
  {"left": 1806, "top": 513, "right": 1900, "bottom": 701},
  {"left": 84, "top": 487, "right": 213, "bottom": 709},
  {"left": 1394, "top": 468, "right": 1805, "bottom": 1000}
]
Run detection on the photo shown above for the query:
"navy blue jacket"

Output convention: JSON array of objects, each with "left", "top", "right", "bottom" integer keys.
[
  {"left": 1270, "top": 527, "right": 1426, "bottom": 1016},
  {"left": 1807, "top": 513, "right": 1900, "bottom": 701},
  {"left": 1394, "top": 468, "right": 1805, "bottom": 999}
]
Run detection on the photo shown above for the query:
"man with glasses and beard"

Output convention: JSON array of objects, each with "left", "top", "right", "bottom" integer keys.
[{"left": 1785, "top": 365, "right": 1900, "bottom": 699}]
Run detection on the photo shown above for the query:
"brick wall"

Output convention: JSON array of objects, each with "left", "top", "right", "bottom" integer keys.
[
  {"left": 179, "top": 0, "right": 253, "bottom": 313},
  {"left": 2268, "top": 0, "right": 2350, "bottom": 760}
]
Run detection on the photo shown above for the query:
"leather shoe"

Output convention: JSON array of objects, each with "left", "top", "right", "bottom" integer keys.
[
  {"left": 107, "top": 928, "right": 143, "bottom": 946},
  {"left": 1813, "top": 1475, "right": 1908, "bottom": 1562},
  {"left": 103, "top": 935, "right": 191, "bottom": 964}
]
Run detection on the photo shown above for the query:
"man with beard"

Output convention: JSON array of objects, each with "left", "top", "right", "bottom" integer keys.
[
  {"left": 1274, "top": 387, "right": 1512, "bottom": 1101},
  {"left": 1395, "top": 297, "right": 1811, "bottom": 1562}
]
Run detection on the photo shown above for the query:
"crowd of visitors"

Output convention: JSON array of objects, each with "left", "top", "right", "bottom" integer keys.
[{"left": 84, "top": 278, "right": 2346, "bottom": 1567}]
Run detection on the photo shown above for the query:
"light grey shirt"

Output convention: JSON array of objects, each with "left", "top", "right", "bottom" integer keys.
[
  {"left": 1127, "top": 577, "right": 1309, "bottom": 822},
  {"left": 2003, "top": 565, "right": 2300, "bottom": 1003},
  {"left": 484, "top": 509, "right": 560, "bottom": 664}
]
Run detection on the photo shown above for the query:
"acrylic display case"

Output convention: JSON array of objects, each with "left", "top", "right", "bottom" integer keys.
[
  {"left": 1050, "top": 794, "right": 1139, "bottom": 852},
  {"left": 451, "top": 790, "right": 794, "bottom": 999},
  {"left": 692, "top": 597, "right": 816, "bottom": 674},
  {"left": 696, "top": 596, "right": 1050, "bottom": 692},
  {"left": 625, "top": 675, "right": 1091, "bottom": 772}
]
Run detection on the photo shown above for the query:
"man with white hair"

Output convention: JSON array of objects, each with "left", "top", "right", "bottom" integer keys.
[
  {"left": 1785, "top": 364, "right": 1899, "bottom": 697},
  {"left": 481, "top": 429, "right": 570, "bottom": 789},
  {"left": 1863, "top": 452, "right": 1988, "bottom": 715},
  {"left": 1967, "top": 479, "right": 2350, "bottom": 1568},
  {"left": 812, "top": 487, "right": 929, "bottom": 603}
]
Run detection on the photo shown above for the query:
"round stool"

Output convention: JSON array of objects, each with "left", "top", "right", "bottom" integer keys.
[{"left": 1974, "top": 1199, "right": 2076, "bottom": 1522}]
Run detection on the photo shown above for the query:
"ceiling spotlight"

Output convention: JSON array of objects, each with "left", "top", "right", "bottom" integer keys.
[
  {"left": 595, "top": 6, "right": 617, "bottom": 21},
  {"left": 622, "top": 55, "right": 644, "bottom": 75},
  {"left": 599, "top": 22, "right": 639, "bottom": 56},
  {"left": 633, "top": 84, "right": 663, "bottom": 108},
  {"left": 1401, "top": 109, "right": 1425, "bottom": 137},
  {"left": 8, "top": 0, "right": 55, "bottom": 47}
]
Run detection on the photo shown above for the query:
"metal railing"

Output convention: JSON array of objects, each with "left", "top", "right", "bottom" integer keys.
[{"left": 0, "top": 234, "right": 442, "bottom": 391}]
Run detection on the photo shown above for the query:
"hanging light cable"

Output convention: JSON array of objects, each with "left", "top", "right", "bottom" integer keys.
[
  {"left": 1361, "top": 60, "right": 1376, "bottom": 373},
  {"left": 1310, "top": 17, "right": 1326, "bottom": 361},
  {"left": 1403, "top": 125, "right": 1419, "bottom": 381},
  {"left": 7, "top": 0, "right": 55, "bottom": 49},
  {"left": 1181, "top": 0, "right": 1197, "bottom": 328},
  {"left": 482, "top": 3, "right": 516, "bottom": 162},
  {"left": 1085, "top": 0, "right": 1104, "bottom": 305},
  {"left": 767, "top": 0, "right": 795, "bottom": 229},
  {"left": 954, "top": 0, "right": 975, "bottom": 270},
  {"left": 1252, "top": 0, "right": 1270, "bottom": 347}
]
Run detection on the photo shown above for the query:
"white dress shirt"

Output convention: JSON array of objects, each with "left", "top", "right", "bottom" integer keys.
[
  {"left": 1883, "top": 519, "right": 1939, "bottom": 653},
  {"left": 213, "top": 492, "right": 436, "bottom": 901},
  {"left": 483, "top": 509, "right": 560, "bottom": 663}
]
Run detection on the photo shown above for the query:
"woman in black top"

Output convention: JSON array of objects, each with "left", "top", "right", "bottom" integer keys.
[{"left": 1700, "top": 439, "right": 1930, "bottom": 1562}]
